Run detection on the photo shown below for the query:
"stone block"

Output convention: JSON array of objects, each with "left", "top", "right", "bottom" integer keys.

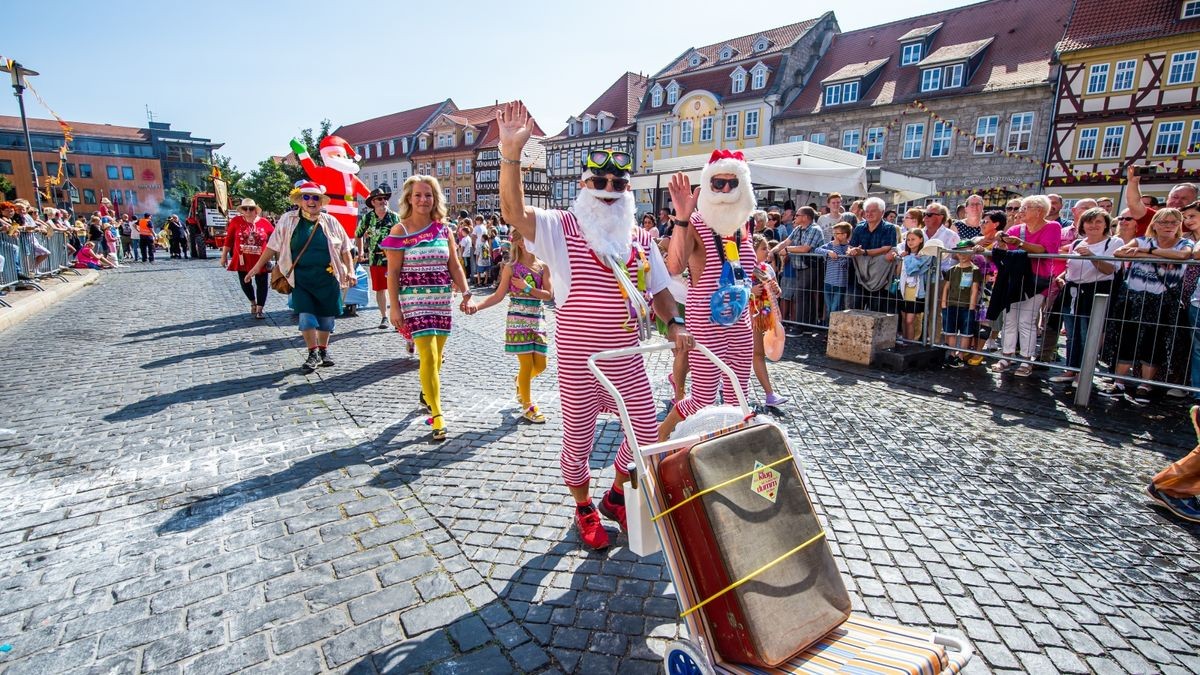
[{"left": 826, "top": 310, "right": 896, "bottom": 366}]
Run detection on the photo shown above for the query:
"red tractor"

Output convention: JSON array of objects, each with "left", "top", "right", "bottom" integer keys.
[{"left": 185, "top": 192, "right": 229, "bottom": 258}]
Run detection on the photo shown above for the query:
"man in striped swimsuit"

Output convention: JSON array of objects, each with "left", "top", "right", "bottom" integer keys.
[
  {"left": 496, "top": 102, "right": 694, "bottom": 550},
  {"left": 659, "top": 150, "right": 758, "bottom": 440}
]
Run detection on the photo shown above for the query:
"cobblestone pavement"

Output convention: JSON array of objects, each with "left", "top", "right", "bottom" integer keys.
[{"left": 0, "top": 258, "right": 1198, "bottom": 674}]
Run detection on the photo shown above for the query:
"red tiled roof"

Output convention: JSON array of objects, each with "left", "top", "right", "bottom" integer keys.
[
  {"left": 0, "top": 115, "right": 147, "bottom": 141},
  {"left": 642, "top": 54, "right": 788, "bottom": 114},
  {"left": 781, "top": 0, "right": 1071, "bottom": 118},
  {"left": 1057, "top": 0, "right": 1200, "bottom": 54},
  {"left": 549, "top": 72, "right": 651, "bottom": 140},
  {"left": 410, "top": 101, "right": 545, "bottom": 156},
  {"left": 655, "top": 15, "right": 826, "bottom": 79},
  {"left": 332, "top": 101, "right": 448, "bottom": 144}
]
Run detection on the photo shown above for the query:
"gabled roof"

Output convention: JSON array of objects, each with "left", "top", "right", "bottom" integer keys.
[
  {"left": 549, "top": 72, "right": 650, "bottom": 141},
  {"left": 781, "top": 0, "right": 1071, "bottom": 118},
  {"left": 641, "top": 53, "right": 788, "bottom": 113},
  {"left": 0, "top": 115, "right": 148, "bottom": 141},
  {"left": 654, "top": 15, "right": 826, "bottom": 79},
  {"left": 332, "top": 101, "right": 448, "bottom": 144},
  {"left": 918, "top": 37, "right": 994, "bottom": 67},
  {"left": 1057, "top": 0, "right": 1200, "bottom": 54},
  {"left": 411, "top": 101, "right": 544, "bottom": 155}
]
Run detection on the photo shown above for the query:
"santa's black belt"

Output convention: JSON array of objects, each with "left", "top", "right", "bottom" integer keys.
[{"left": 325, "top": 194, "right": 347, "bottom": 200}]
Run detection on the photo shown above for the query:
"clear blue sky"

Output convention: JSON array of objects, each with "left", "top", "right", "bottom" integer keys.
[{"left": 2, "top": 0, "right": 975, "bottom": 172}]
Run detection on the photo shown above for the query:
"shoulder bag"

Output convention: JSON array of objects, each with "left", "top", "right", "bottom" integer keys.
[{"left": 270, "top": 218, "right": 321, "bottom": 294}]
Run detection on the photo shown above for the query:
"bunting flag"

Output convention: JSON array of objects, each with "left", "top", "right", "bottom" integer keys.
[{"left": 20, "top": 75, "right": 74, "bottom": 197}]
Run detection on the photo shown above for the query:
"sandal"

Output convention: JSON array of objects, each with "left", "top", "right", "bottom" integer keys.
[
  {"left": 255, "top": 309, "right": 265, "bottom": 320},
  {"left": 426, "top": 415, "right": 447, "bottom": 441},
  {"left": 522, "top": 405, "right": 546, "bottom": 424}
]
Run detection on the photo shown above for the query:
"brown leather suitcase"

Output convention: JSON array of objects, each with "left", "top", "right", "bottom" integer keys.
[{"left": 658, "top": 423, "right": 852, "bottom": 667}]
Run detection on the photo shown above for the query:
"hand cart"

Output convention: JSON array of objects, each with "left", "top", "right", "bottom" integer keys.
[{"left": 588, "top": 343, "right": 974, "bottom": 674}]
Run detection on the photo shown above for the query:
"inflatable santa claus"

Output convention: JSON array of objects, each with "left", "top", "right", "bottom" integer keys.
[{"left": 289, "top": 135, "right": 369, "bottom": 239}]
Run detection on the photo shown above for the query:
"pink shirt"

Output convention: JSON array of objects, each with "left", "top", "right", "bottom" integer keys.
[
  {"left": 76, "top": 247, "right": 100, "bottom": 267},
  {"left": 1006, "top": 222, "right": 1062, "bottom": 279}
]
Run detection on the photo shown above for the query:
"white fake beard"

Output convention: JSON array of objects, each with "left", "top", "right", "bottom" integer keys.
[
  {"left": 697, "top": 185, "right": 755, "bottom": 237},
  {"left": 571, "top": 188, "right": 636, "bottom": 261},
  {"left": 322, "top": 154, "right": 360, "bottom": 175}
]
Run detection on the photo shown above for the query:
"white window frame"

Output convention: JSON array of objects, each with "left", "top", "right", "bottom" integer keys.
[
  {"left": 645, "top": 124, "right": 657, "bottom": 149},
  {"left": 661, "top": 122, "right": 673, "bottom": 147},
  {"left": 464, "top": 159, "right": 471, "bottom": 174},
  {"left": 568, "top": 121, "right": 577, "bottom": 137},
  {"left": 720, "top": 47, "right": 732, "bottom": 60},
  {"left": 651, "top": 86, "right": 663, "bottom": 107},
  {"left": 700, "top": 117, "right": 714, "bottom": 142},
  {"left": 842, "top": 81, "right": 859, "bottom": 103},
  {"left": 375, "top": 142, "right": 382, "bottom": 156},
  {"left": 455, "top": 159, "right": 463, "bottom": 174},
  {"left": 901, "top": 42, "right": 922, "bottom": 65},
  {"left": 725, "top": 113, "right": 739, "bottom": 140},
  {"left": 944, "top": 63, "right": 964, "bottom": 89},
  {"left": 680, "top": 119, "right": 694, "bottom": 144},
  {"left": 920, "top": 68, "right": 941, "bottom": 92},
  {"left": 865, "top": 127, "right": 885, "bottom": 161},
  {"left": 974, "top": 115, "right": 998, "bottom": 154},
  {"left": 744, "top": 110, "right": 759, "bottom": 138},
  {"left": 1087, "top": 63, "right": 1109, "bottom": 94},
  {"left": 1168, "top": 51, "right": 1198, "bottom": 85},
  {"left": 1101, "top": 125, "right": 1125, "bottom": 159},
  {"left": 1076, "top": 127, "right": 1099, "bottom": 160},
  {"left": 666, "top": 82, "right": 679, "bottom": 105},
  {"left": 902, "top": 123, "right": 925, "bottom": 159},
  {"left": 1184, "top": 0, "right": 1200, "bottom": 19},
  {"left": 732, "top": 70, "right": 746, "bottom": 94},
  {"left": 930, "top": 120, "right": 953, "bottom": 158},
  {"left": 1153, "top": 120, "right": 1185, "bottom": 156},
  {"left": 689, "top": 54, "right": 702, "bottom": 67},
  {"left": 841, "top": 128, "right": 860, "bottom": 154},
  {"left": 388, "top": 139, "right": 395, "bottom": 155},
  {"left": 1190, "top": 120, "right": 1200, "bottom": 153},
  {"left": 824, "top": 85, "right": 842, "bottom": 106},
  {"left": 1006, "top": 112, "right": 1035, "bottom": 153},
  {"left": 1113, "top": 59, "right": 1137, "bottom": 91},
  {"left": 583, "top": 118, "right": 591, "bottom": 134},
  {"left": 419, "top": 137, "right": 427, "bottom": 151},
  {"left": 754, "top": 37, "right": 770, "bottom": 52},
  {"left": 787, "top": 134, "right": 804, "bottom": 142},
  {"left": 751, "top": 66, "right": 767, "bottom": 90},
  {"left": 810, "top": 132, "right": 826, "bottom": 146}
]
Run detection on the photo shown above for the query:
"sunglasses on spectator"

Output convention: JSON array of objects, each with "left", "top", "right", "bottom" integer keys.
[
  {"left": 923, "top": 212, "right": 942, "bottom": 217},
  {"left": 239, "top": 206, "right": 255, "bottom": 211},
  {"left": 1005, "top": 207, "right": 1019, "bottom": 211},
  {"left": 300, "top": 194, "right": 323, "bottom": 202},
  {"left": 588, "top": 176, "right": 628, "bottom": 190},
  {"left": 1116, "top": 216, "right": 1136, "bottom": 221},
  {"left": 710, "top": 178, "right": 739, "bottom": 191},
  {"left": 768, "top": 215, "right": 780, "bottom": 221}
]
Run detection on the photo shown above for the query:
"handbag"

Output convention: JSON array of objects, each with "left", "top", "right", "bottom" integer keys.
[{"left": 270, "top": 217, "right": 321, "bottom": 295}]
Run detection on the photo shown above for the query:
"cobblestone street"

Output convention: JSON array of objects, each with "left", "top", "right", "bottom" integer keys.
[{"left": 1, "top": 259, "right": 1198, "bottom": 674}]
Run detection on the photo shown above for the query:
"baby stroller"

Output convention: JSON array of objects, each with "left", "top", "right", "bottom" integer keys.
[{"left": 588, "top": 343, "right": 974, "bottom": 674}]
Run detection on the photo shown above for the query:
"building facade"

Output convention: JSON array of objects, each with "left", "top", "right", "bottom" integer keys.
[
  {"left": 409, "top": 101, "right": 544, "bottom": 215},
  {"left": 544, "top": 72, "right": 649, "bottom": 208},
  {"left": 476, "top": 136, "right": 550, "bottom": 212},
  {"left": 634, "top": 15, "right": 837, "bottom": 174},
  {"left": 0, "top": 115, "right": 175, "bottom": 214},
  {"left": 774, "top": 0, "right": 1071, "bottom": 204},
  {"left": 145, "top": 122, "right": 222, "bottom": 194},
  {"left": 334, "top": 100, "right": 452, "bottom": 211},
  {"left": 1045, "top": 0, "right": 1200, "bottom": 205}
]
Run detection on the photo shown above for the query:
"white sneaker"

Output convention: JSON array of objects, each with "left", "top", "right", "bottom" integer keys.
[
  {"left": 990, "top": 358, "right": 1012, "bottom": 372},
  {"left": 983, "top": 338, "right": 999, "bottom": 351}
]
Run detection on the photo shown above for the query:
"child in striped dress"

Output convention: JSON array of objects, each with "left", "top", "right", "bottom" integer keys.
[{"left": 465, "top": 229, "right": 553, "bottom": 423}]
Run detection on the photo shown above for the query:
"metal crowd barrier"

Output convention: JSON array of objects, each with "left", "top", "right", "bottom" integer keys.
[
  {"left": 0, "top": 231, "right": 19, "bottom": 306},
  {"left": 0, "top": 229, "right": 77, "bottom": 306},
  {"left": 769, "top": 245, "right": 1200, "bottom": 408}
]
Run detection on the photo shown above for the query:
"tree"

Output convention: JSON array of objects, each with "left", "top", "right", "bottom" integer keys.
[
  {"left": 281, "top": 119, "right": 332, "bottom": 186},
  {"left": 209, "top": 153, "right": 246, "bottom": 195},
  {"left": 242, "top": 158, "right": 292, "bottom": 217},
  {"left": 160, "top": 179, "right": 198, "bottom": 219},
  {"left": 0, "top": 176, "right": 13, "bottom": 200}
]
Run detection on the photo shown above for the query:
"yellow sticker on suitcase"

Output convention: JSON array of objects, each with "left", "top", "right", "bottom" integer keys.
[{"left": 751, "top": 461, "right": 780, "bottom": 503}]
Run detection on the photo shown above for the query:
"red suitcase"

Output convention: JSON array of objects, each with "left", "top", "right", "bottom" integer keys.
[{"left": 658, "top": 422, "right": 852, "bottom": 667}]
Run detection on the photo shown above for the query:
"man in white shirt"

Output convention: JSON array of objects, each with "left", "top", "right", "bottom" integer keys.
[{"left": 922, "top": 202, "right": 960, "bottom": 272}]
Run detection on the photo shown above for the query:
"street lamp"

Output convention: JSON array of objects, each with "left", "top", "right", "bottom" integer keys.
[{"left": 0, "top": 60, "right": 41, "bottom": 204}]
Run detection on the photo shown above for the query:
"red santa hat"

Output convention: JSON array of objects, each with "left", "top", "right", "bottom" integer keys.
[
  {"left": 700, "top": 149, "right": 752, "bottom": 188},
  {"left": 319, "top": 135, "right": 357, "bottom": 161},
  {"left": 290, "top": 180, "right": 330, "bottom": 205}
]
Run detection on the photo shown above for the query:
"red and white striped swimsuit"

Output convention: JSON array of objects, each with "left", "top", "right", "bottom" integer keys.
[
  {"left": 675, "top": 215, "right": 755, "bottom": 419},
  {"left": 552, "top": 211, "right": 658, "bottom": 488}
]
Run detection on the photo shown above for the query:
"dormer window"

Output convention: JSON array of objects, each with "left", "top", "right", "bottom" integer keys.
[
  {"left": 731, "top": 68, "right": 747, "bottom": 94},
  {"left": 568, "top": 120, "right": 577, "bottom": 137},
  {"left": 419, "top": 136, "right": 428, "bottom": 151},
  {"left": 465, "top": 129, "right": 475, "bottom": 144},
  {"left": 753, "top": 36, "right": 770, "bottom": 53},
  {"left": 582, "top": 118, "right": 591, "bottom": 134},
  {"left": 944, "top": 63, "right": 964, "bottom": 88},
  {"left": 651, "top": 84, "right": 663, "bottom": 107},
  {"left": 688, "top": 53, "right": 703, "bottom": 68},
  {"left": 1184, "top": 0, "right": 1200, "bottom": 18},
  {"left": 901, "top": 42, "right": 923, "bottom": 66},
  {"left": 719, "top": 46, "right": 733, "bottom": 61},
  {"left": 920, "top": 67, "right": 942, "bottom": 91},
  {"left": 666, "top": 81, "right": 680, "bottom": 105},
  {"left": 750, "top": 63, "right": 769, "bottom": 90},
  {"left": 823, "top": 81, "right": 859, "bottom": 106}
]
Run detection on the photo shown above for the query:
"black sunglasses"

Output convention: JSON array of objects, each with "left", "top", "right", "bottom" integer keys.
[
  {"left": 300, "top": 194, "right": 323, "bottom": 202},
  {"left": 589, "top": 176, "right": 628, "bottom": 191},
  {"left": 710, "top": 178, "right": 739, "bottom": 191}
]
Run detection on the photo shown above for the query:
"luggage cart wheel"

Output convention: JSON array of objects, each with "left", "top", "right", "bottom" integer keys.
[{"left": 663, "top": 640, "right": 712, "bottom": 675}]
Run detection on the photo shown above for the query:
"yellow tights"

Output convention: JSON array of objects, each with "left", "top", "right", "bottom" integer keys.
[
  {"left": 516, "top": 352, "right": 547, "bottom": 408},
  {"left": 415, "top": 334, "right": 448, "bottom": 430}
]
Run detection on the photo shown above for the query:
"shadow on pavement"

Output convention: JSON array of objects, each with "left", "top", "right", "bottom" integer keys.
[
  {"left": 156, "top": 416, "right": 419, "bottom": 534},
  {"left": 123, "top": 314, "right": 252, "bottom": 341},
  {"left": 358, "top": 541, "right": 675, "bottom": 674}
]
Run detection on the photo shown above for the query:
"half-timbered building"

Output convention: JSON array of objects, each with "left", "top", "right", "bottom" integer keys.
[
  {"left": 334, "top": 101, "right": 451, "bottom": 210},
  {"left": 774, "top": 0, "right": 1071, "bottom": 205},
  {"left": 1045, "top": 0, "right": 1200, "bottom": 205}
]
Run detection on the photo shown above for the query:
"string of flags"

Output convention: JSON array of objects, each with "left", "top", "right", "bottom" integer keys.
[{"left": 1, "top": 56, "right": 75, "bottom": 202}]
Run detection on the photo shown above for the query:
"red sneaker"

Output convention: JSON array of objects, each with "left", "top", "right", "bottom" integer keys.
[
  {"left": 598, "top": 491, "right": 627, "bottom": 531},
  {"left": 575, "top": 507, "right": 610, "bottom": 550}
]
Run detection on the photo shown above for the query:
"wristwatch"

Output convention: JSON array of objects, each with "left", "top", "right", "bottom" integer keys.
[
  {"left": 672, "top": 218, "right": 690, "bottom": 228},
  {"left": 667, "top": 316, "right": 686, "bottom": 329}
]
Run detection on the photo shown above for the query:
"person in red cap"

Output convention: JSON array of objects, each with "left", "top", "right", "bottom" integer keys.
[
  {"left": 290, "top": 135, "right": 370, "bottom": 240},
  {"left": 658, "top": 150, "right": 757, "bottom": 440},
  {"left": 495, "top": 101, "right": 693, "bottom": 551},
  {"left": 244, "top": 181, "right": 356, "bottom": 372}
]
